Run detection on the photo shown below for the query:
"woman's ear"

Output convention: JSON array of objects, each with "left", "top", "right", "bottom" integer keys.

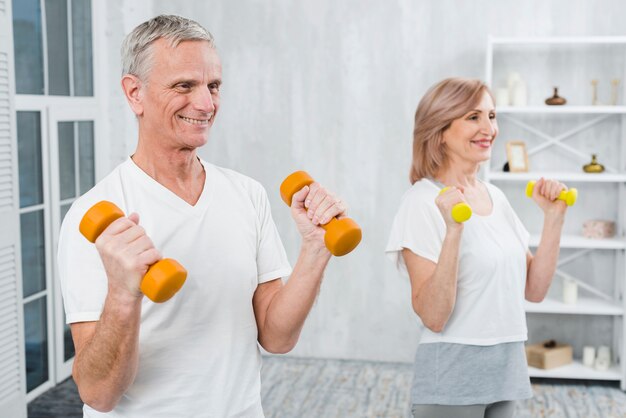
[{"left": 121, "top": 74, "right": 144, "bottom": 116}]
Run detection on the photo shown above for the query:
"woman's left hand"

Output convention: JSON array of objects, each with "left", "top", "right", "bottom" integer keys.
[{"left": 530, "top": 178, "right": 568, "bottom": 216}]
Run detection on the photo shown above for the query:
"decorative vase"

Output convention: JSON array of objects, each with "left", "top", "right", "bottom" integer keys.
[
  {"left": 545, "top": 87, "right": 567, "bottom": 105},
  {"left": 583, "top": 154, "right": 605, "bottom": 173}
]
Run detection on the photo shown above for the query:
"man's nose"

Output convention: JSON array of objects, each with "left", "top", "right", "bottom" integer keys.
[{"left": 194, "top": 87, "right": 215, "bottom": 113}]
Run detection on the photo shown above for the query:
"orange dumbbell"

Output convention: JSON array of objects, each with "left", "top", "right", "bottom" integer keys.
[
  {"left": 79, "top": 201, "right": 187, "bottom": 303},
  {"left": 280, "top": 171, "right": 362, "bottom": 256}
]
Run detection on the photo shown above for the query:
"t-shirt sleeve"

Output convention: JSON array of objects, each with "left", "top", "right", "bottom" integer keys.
[
  {"left": 57, "top": 198, "right": 109, "bottom": 324},
  {"left": 385, "top": 185, "right": 446, "bottom": 276},
  {"left": 253, "top": 185, "right": 292, "bottom": 283}
]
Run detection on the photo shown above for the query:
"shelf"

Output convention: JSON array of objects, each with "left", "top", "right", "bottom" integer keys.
[
  {"left": 529, "top": 234, "right": 626, "bottom": 250},
  {"left": 491, "top": 36, "right": 626, "bottom": 45},
  {"left": 497, "top": 106, "right": 626, "bottom": 114},
  {"left": 528, "top": 360, "right": 622, "bottom": 380},
  {"left": 525, "top": 297, "right": 623, "bottom": 316},
  {"left": 488, "top": 172, "right": 626, "bottom": 182},
  {"left": 489, "top": 34, "right": 626, "bottom": 387}
]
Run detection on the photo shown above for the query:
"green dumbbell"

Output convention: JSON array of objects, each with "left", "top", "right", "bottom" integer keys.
[
  {"left": 438, "top": 187, "right": 472, "bottom": 223},
  {"left": 525, "top": 180, "right": 577, "bottom": 206}
]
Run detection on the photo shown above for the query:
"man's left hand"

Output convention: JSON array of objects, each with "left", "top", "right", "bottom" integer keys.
[{"left": 289, "top": 182, "right": 348, "bottom": 248}]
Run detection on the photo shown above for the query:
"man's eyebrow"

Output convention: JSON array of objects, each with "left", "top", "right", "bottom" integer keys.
[
  {"left": 169, "top": 79, "right": 197, "bottom": 87},
  {"left": 168, "top": 78, "right": 222, "bottom": 87}
]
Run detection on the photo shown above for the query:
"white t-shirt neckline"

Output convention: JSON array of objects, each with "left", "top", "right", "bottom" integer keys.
[{"left": 125, "top": 156, "right": 215, "bottom": 216}]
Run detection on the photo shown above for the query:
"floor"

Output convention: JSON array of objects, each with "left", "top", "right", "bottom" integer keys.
[{"left": 28, "top": 356, "right": 626, "bottom": 417}]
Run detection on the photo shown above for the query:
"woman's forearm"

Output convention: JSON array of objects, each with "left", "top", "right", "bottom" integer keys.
[
  {"left": 414, "top": 227, "right": 463, "bottom": 332},
  {"left": 526, "top": 213, "right": 564, "bottom": 302}
]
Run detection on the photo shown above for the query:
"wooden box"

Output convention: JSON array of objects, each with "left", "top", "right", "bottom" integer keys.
[{"left": 526, "top": 340, "right": 573, "bottom": 369}]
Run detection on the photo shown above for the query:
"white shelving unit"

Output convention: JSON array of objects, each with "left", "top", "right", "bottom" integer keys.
[{"left": 485, "top": 36, "right": 626, "bottom": 389}]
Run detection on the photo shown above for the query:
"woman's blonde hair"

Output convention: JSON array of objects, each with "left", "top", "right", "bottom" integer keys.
[{"left": 410, "top": 77, "right": 493, "bottom": 184}]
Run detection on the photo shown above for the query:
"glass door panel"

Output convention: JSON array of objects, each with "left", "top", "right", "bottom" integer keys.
[
  {"left": 49, "top": 111, "right": 96, "bottom": 381},
  {"left": 23, "top": 298, "right": 48, "bottom": 392},
  {"left": 16, "top": 110, "right": 52, "bottom": 398}
]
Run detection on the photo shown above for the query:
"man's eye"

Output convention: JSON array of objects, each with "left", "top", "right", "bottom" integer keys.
[
  {"left": 209, "top": 83, "right": 220, "bottom": 92},
  {"left": 177, "top": 83, "right": 191, "bottom": 90}
]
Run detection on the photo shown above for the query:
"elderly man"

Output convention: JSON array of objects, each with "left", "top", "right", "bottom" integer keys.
[{"left": 58, "top": 15, "right": 349, "bottom": 417}]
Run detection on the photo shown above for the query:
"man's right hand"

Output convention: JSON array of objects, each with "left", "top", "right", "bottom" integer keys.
[{"left": 94, "top": 213, "right": 162, "bottom": 301}]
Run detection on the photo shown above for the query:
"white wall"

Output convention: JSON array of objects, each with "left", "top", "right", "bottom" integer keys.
[{"left": 99, "top": 0, "right": 626, "bottom": 362}]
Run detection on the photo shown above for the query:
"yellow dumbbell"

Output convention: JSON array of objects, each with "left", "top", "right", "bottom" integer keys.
[
  {"left": 438, "top": 187, "right": 472, "bottom": 223},
  {"left": 525, "top": 181, "right": 577, "bottom": 206}
]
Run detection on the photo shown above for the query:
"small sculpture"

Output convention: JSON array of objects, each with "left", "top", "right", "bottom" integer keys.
[
  {"left": 591, "top": 79, "right": 600, "bottom": 105},
  {"left": 583, "top": 154, "right": 605, "bottom": 173},
  {"left": 545, "top": 87, "right": 566, "bottom": 105},
  {"left": 611, "top": 79, "right": 620, "bottom": 105}
]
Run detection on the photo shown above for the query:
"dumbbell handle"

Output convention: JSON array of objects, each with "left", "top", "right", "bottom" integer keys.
[
  {"left": 525, "top": 181, "right": 577, "bottom": 206},
  {"left": 439, "top": 187, "right": 472, "bottom": 223},
  {"left": 279, "top": 172, "right": 343, "bottom": 234},
  {"left": 79, "top": 201, "right": 187, "bottom": 303},
  {"left": 280, "top": 171, "right": 362, "bottom": 256}
]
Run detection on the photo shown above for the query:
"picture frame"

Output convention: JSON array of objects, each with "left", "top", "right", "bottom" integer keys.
[{"left": 505, "top": 141, "right": 529, "bottom": 172}]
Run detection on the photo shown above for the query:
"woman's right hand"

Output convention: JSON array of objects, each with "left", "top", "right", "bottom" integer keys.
[{"left": 435, "top": 186, "right": 467, "bottom": 229}]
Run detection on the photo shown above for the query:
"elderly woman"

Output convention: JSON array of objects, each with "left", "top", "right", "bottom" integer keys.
[{"left": 386, "top": 77, "right": 569, "bottom": 418}]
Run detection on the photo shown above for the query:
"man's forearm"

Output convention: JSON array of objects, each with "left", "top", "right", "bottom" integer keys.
[
  {"left": 73, "top": 294, "right": 142, "bottom": 412},
  {"left": 258, "top": 242, "right": 331, "bottom": 353}
]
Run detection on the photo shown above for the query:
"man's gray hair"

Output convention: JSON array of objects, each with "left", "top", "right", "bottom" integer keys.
[{"left": 121, "top": 15, "right": 215, "bottom": 80}]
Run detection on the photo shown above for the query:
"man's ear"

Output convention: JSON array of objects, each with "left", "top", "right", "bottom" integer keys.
[{"left": 121, "top": 74, "right": 144, "bottom": 116}]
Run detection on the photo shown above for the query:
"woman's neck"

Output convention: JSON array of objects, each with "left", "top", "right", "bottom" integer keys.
[{"left": 435, "top": 160, "right": 481, "bottom": 189}]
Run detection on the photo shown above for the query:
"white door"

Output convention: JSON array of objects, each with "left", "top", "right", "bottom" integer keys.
[
  {"left": 11, "top": 0, "right": 97, "bottom": 402},
  {"left": 0, "top": 0, "right": 28, "bottom": 416}
]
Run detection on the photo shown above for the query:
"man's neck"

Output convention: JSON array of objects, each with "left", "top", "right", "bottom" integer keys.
[{"left": 131, "top": 144, "right": 206, "bottom": 206}]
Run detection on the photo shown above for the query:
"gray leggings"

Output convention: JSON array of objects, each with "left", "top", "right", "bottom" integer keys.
[{"left": 412, "top": 400, "right": 515, "bottom": 418}]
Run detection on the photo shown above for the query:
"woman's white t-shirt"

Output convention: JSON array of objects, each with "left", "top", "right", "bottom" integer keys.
[{"left": 386, "top": 179, "right": 530, "bottom": 346}]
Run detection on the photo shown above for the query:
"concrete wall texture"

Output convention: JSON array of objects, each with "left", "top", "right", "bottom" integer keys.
[{"left": 96, "top": 0, "right": 626, "bottom": 362}]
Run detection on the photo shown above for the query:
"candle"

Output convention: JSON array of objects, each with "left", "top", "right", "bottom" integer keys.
[
  {"left": 495, "top": 88, "right": 510, "bottom": 106},
  {"left": 582, "top": 346, "right": 595, "bottom": 367},
  {"left": 512, "top": 80, "right": 528, "bottom": 106},
  {"left": 595, "top": 346, "right": 611, "bottom": 371},
  {"left": 563, "top": 279, "right": 578, "bottom": 304}
]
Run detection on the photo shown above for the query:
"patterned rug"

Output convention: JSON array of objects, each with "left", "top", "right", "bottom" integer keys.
[
  {"left": 28, "top": 356, "right": 626, "bottom": 417},
  {"left": 261, "top": 356, "right": 626, "bottom": 418}
]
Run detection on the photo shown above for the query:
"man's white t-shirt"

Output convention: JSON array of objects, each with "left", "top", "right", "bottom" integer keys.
[
  {"left": 386, "top": 179, "right": 530, "bottom": 346},
  {"left": 58, "top": 158, "right": 292, "bottom": 417}
]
